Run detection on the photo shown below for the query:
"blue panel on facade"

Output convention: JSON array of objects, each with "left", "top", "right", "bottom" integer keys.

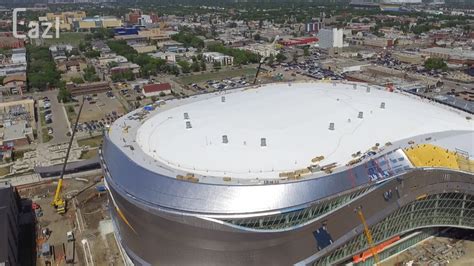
[{"left": 313, "top": 226, "right": 333, "bottom": 251}]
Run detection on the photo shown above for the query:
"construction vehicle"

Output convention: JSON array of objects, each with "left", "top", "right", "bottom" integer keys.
[
  {"left": 65, "top": 231, "right": 75, "bottom": 263},
  {"left": 51, "top": 96, "right": 86, "bottom": 214}
]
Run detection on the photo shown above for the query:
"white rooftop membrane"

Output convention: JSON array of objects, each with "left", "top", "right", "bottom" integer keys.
[{"left": 136, "top": 83, "right": 473, "bottom": 179}]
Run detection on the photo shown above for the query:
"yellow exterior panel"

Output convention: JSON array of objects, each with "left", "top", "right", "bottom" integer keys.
[
  {"left": 102, "top": 19, "right": 122, "bottom": 28},
  {"left": 404, "top": 144, "right": 460, "bottom": 170},
  {"left": 79, "top": 21, "right": 96, "bottom": 29}
]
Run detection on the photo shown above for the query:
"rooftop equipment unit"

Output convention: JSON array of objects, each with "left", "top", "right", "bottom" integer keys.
[
  {"left": 221, "top": 96, "right": 226, "bottom": 103},
  {"left": 329, "top": 122, "right": 335, "bottom": 130},
  {"left": 380, "top": 102, "right": 386, "bottom": 109},
  {"left": 186, "top": 121, "right": 192, "bottom": 129},
  {"left": 222, "top": 135, "right": 228, "bottom": 144},
  {"left": 184, "top": 112, "right": 189, "bottom": 120},
  {"left": 353, "top": 84, "right": 357, "bottom": 90},
  {"left": 261, "top": 138, "right": 267, "bottom": 147},
  {"left": 358, "top": 112, "right": 364, "bottom": 119},
  {"left": 366, "top": 86, "right": 370, "bottom": 93}
]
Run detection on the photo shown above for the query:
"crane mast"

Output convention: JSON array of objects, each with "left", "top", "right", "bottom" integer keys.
[
  {"left": 51, "top": 95, "right": 86, "bottom": 214},
  {"left": 356, "top": 206, "right": 380, "bottom": 264}
]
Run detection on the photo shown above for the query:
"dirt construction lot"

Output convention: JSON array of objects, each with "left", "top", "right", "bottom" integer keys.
[{"left": 18, "top": 176, "right": 124, "bottom": 266}]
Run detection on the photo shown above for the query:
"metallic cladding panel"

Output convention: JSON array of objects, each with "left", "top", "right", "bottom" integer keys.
[
  {"left": 102, "top": 135, "right": 409, "bottom": 215},
  {"left": 108, "top": 183, "right": 318, "bottom": 266},
  {"left": 108, "top": 169, "right": 474, "bottom": 266}
]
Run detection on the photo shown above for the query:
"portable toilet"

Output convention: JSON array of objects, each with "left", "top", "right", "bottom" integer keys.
[{"left": 42, "top": 243, "right": 51, "bottom": 257}]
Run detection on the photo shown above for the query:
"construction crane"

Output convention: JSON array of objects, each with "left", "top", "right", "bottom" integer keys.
[
  {"left": 355, "top": 206, "right": 380, "bottom": 265},
  {"left": 253, "top": 35, "right": 280, "bottom": 84},
  {"left": 51, "top": 95, "right": 86, "bottom": 214}
]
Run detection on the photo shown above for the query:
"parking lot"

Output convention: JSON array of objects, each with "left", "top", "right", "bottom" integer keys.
[
  {"left": 37, "top": 90, "right": 70, "bottom": 144},
  {"left": 279, "top": 50, "right": 344, "bottom": 81},
  {"left": 65, "top": 91, "right": 125, "bottom": 136}
]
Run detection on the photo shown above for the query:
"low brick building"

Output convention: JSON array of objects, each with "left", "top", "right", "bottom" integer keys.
[
  {"left": 142, "top": 83, "right": 172, "bottom": 98},
  {"left": 67, "top": 82, "right": 110, "bottom": 96}
]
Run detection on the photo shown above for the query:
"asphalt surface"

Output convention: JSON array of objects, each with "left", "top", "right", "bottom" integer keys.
[{"left": 44, "top": 90, "right": 70, "bottom": 144}]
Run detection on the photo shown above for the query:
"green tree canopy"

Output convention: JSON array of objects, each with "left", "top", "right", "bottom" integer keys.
[{"left": 424, "top": 58, "right": 448, "bottom": 71}]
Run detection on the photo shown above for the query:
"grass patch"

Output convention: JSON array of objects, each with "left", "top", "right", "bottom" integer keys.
[
  {"left": 0, "top": 166, "right": 10, "bottom": 176},
  {"left": 80, "top": 149, "right": 98, "bottom": 160},
  {"left": 41, "top": 128, "right": 53, "bottom": 143},
  {"left": 65, "top": 104, "right": 77, "bottom": 123},
  {"left": 178, "top": 67, "right": 257, "bottom": 84},
  {"left": 42, "top": 32, "right": 88, "bottom": 47},
  {"left": 40, "top": 113, "right": 46, "bottom": 127},
  {"left": 78, "top": 136, "right": 103, "bottom": 148}
]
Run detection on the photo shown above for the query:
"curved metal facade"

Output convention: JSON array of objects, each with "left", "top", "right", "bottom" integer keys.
[
  {"left": 102, "top": 133, "right": 415, "bottom": 216},
  {"left": 103, "top": 134, "right": 474, "bottom": 266}
]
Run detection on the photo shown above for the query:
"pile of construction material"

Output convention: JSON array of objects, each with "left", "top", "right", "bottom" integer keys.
[{"left": 406, "top": 238, "right": 466, "bottom": 265}]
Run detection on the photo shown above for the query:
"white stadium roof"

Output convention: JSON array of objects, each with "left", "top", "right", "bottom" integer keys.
[{"left": 135, "top": 82, "right": 473, "bottom": 179}]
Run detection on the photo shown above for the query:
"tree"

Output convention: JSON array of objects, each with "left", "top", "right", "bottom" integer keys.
[
  {"left": 178, "top": 60, "right": 191, "bottom": 73},
  {"left": 67, "top": 105, "right": 75, "bottom": 113},
  {"left": 171, "top": 30, "right": 205, "bottom": 49},
  {"left": 107, "top": 61, "right": 119, "bottom": 68},
  {"left": 207, "top": 43, "right": 259, "bottom": 65},
  {"left": 254, "top": 34, "right": 261, "bottom": 41},
  {"left": 83, "top": 66, "right": 100, "bottom": 82},
  {"left": 71, "top": 77, "right": 84, "bottom": 84},
  {"left": 27, "top": 45, "right": 61, "bottom": 91},
  {"left": 276, "top": 53, "right": 287, "bottom": 63},
  {"left": 424, "top": 58, "right": 448, "bottom": 71},
  {"left": 111, "top": 70, "right": 135, "bottom": 82},
  {"left": 85, "top": 50, "right": 100, "bottom": 58},
  {"left": 92, "top": 28, "right": 114, "bottom": 40},
  {"left": 200, "top": 60, "right": 207, "bottom": 71},
  {"left": 303, "top": 47, "right": 310, "bottom": 57},
  {"left": 213, "top": 61, "right": 222, "bottom": 69},
  {"left": 191, "top": 61, "right": 201, "bottom": 72},
  {"left": 57, "top": 87, "right": 72, "bottom": 103}
]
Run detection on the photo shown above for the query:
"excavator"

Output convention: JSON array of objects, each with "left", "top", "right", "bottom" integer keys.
[{"left": 51, "top": 95, "right": 86, "bottom": 214}]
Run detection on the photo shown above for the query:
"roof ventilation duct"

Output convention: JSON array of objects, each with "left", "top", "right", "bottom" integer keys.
[{"left": 329, "top": 122, "right": 335, "bottom": 130}]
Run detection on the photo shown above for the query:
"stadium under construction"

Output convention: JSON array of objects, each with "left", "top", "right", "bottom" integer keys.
[{"left": 100, "top": 81, "right": 474, "bottom": 265}]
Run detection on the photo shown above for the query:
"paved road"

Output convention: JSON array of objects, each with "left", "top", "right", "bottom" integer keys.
[
  {"left": 5, "top": 169, "right": 103, "bottom": 187},
  {"left": 35, "top": 90, "right": 70, "bottom": 144}
]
